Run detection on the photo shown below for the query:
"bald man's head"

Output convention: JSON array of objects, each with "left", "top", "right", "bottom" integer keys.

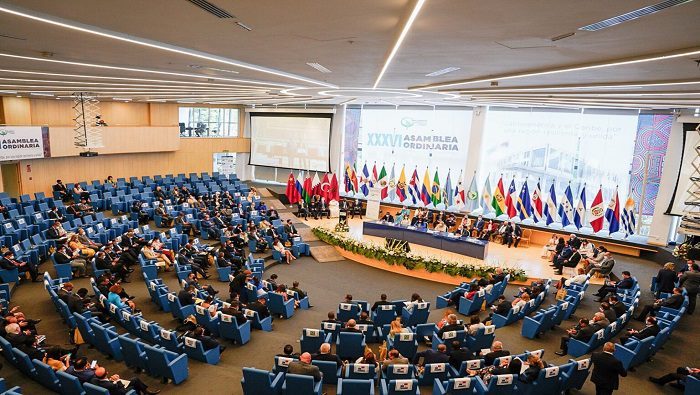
[
  {"left": 94, "top": 367, "right": 107, "bottom": 378},
  {"left": 437, "top": 344, "right": 447, "bottom": 353},
  {"left": 346, "top": 319, "right": 356, "bottom": 328},
  {"left": 603, "top": 342, "right": 615, "bottom": 353},
  {"left": 492, "top": 341, "right": 503, "bottom": 351},
  {"left": 320, "top": 343, "right": 331, "bottom": 354},
  {"left": 300, "top": 352, "right": 312, "bottom": 363}
]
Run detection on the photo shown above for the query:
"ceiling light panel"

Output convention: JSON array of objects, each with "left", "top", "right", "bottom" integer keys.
[
  {"left": 579, "top": 0, "right": 695, "bottom": 31},
  {"left": 425, "top": 67, "right": 460, "bottom": 77},
  {"left": 306, "top": 63, "right": 332, "bottom": 73}
]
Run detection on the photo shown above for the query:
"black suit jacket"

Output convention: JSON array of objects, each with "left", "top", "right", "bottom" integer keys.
[
  {"left": 89, "top": 378, "right": 129, "bottom": 395},
  {"left": 634, "top": 324, "right": 660, "bottom": 340},
  {"left": 661, "top": 294, "right": 684, "bottom": 309},
  {"left": 591, "top": 351, "right": 626, "bottom": 390},
  {"left": 448, "top": 348, "right": 474, "bottom": 369},
  {"left": 656, "top": 269, "right": 678, "bottom": 293},
  {"left": 483, "top": 350, "right": 510, "bottom": 366}
]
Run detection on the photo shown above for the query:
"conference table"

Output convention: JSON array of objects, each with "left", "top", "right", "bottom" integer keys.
[{"left": 362, "top": 221, "right": 489, "bottom": 260}]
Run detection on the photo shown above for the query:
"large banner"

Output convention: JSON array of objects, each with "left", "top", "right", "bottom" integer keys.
[
  {"left": 358, "top": 108, "right": 472, "bottom": 175},
  {"left": 0, "top": 126, "right": 51, "bottom": 161}
]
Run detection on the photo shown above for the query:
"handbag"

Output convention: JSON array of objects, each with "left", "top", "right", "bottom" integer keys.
[{"left": 555, "top": 288, "right": 568, "bottom": 301}]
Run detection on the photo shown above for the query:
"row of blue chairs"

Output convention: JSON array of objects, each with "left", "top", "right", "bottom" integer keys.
[{"left": 491, "top": 279, "right": 552, "bottom": 328}]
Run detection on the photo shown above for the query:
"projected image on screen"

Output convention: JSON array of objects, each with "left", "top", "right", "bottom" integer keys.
[{"left": 250, "top": 113, "right": 332, "bottom": 172}]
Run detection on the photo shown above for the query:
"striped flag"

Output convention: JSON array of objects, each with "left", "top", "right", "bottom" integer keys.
[
  {"left": 491, "top": 176, "right": 507, "bottom": 216},
  {"left": 387, "top": 164, "right": 397, "bottom": 202},
  {"left": 371, "top": 163, "right": 378, "bottom": 186},
  {"left": 482, "top": 177, "right": 492, "bottom": 213},
  {"left": 396, "top": 165, "right": 407, "bottom": 202},
  {"left": 420, "top": 168, "right": 431, "bottom": 206},
  {"left": 360, "top": 163, "right": 370, "bottom": 196},
  {"left": 621, "top": 196, "right": 636, "bottom": 237},
  {"left": 590, "top": 187, "right": 605, "bottom": 232},
  {"left": 454, "top": 171, "right": 466, "bottom": 209},
  {"left": 431, "top": 169, "right": 442, "bottom": 206},
  {"left": 544, "top": 183, "right": 557, "bottom": 225},
  {"left": 558, "top": 184, "right": 575, "bottom": 227},
  {"left": 296, "top": 170, "right": 305, "bottom": 197},
  {"left": 311, "top": 172, "right": 321, "bottom": 196},
  {"left": 573, "top": 185, "right": 587, "bottom": 229},
  {"left": 532, "top": 181, "right": 543, "bottom": 222},
  {"left": 444, "top": 170, "right": 453, "bottom": 207},
  {"left": 408, "top": 168, "right": 420, "bottom": 205},
  {"left": 605, "top": 187, "right": 621, "bottom": 233},
  {"left": 505, "top": 179, "right": 518, "bottom": 218},
  {"left": 517, "top": 181, "right": 533, "bottom": 220},
  {"left": 378, "top": 164, "right": 388, "bottom": 199}
]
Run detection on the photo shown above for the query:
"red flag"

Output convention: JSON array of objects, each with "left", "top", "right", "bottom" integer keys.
[
  {"left": 285, "top": 172, "right": 300, "bottom": 204},
  {"left": 590, "top": 188, "right": 605, "bottom": 232},
  {"left": 320, "top": 173, "right": 331, "bottom": 200},
  {"left": 330, "top": 173, "right": 340, "bottom": 201}
]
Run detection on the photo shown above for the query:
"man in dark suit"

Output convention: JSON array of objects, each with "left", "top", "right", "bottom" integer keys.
[
  {"left": 312, "top": 342, "right": 343, "bottom": 367},
  {"left": 511, "top": 224, "right": 522, "bottom": 248},
  {"left": 340, "top": 319, "right": 361, "bottom": 333},
  {"left": 190, "top": 326, "right": 223, "bottom": 352},
  {"left": 370, "top": 294, "right": 392, "bottom": 312},
  {"left": 609, "top": 295, "right": 626, "bottom": 318},
  {"left": 591, "top": 342, "right": 627, "bottom": 395},
  {"left": 679, "top": 263, "right": 700, "bottom": 315},
  {"left": 53, "top": 179, "right": 69, "bottom": 201},
  {"left": 448, "top": 340, "right": 474, "bottom": 369},
  {"left": 178, "top": 286, "right": 196, "bottom": 306},
  {"left": 555, "top": 319, "right": 595, "bottom": 356},
  {"left": 554, "top": 247, "right": 581, "bottom": 275},
  {"left": 594, "top": 271, "right": 635, "bottom": 302},
  {"left": 634, "top": 287, "right": 684, "bottom": 321},
  {"left": 470, "top": 215, "right": 484, "bottom": 237},
  {"left": 248, "top": 296, "right": 271, "bottom": 319},
  {"left": 620, "top": 316, "right": 660, "bottom": 344},
  {"left": 0, "top": 251, "right": 39, "bottom": 282},
  {"left": 413, "top": 343, "right": 450, "bottom": 366},
  {"left": 380, "top": 211, "right": 394, "bottom": 222},
  {"left": 484, "top": 295, "right": 512, "bottom": 324},
  {"left": 480, "top": 341, "right": 510, "bottom": 366},
  {"left": 89, "top": 366, "right": 160, "bottom": 394},
  {"left": 288, "top": 352, "right": 322, "bottom": 382},
  {"left": 284, "top": 219, "right": 300, "bottom": 238},
  {"left": 569, "top": 234, "right": 582, "bottom": 250}
]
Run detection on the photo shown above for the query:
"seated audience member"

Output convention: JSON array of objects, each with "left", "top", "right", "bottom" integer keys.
[
  {"left": 66, "top": 357, "right": 97, "bottom": 383},
  {"left": 380, "top": 211, "right": 394, "bottom": 223},
  {"left": 484, "top": 295, "right": 511, "bottom": 324},
  {"left": 649, "top": 366, "right": 700, "bottom": 387},
  {"left": 541, "top": 234, "right": 559, "bottom": 258},
  {"left": 53, "top": 179, "right": 69, "bottom": 201},
  {"left": 312, "top": 342, "right": 344, "bottom": 367},
  {"left": 558, "top": 267, "right": 588, "bottom": 289},
  {"left": 4, "top": 322, "right": 44, "bottom": 359},
  {"left": 322, "top": 312, "right": 342, "bottom": 326},
  {"left": 552, "top": 246, "right": 581, "bottom": 275},
  {"left": 276, "top": 344, "right": 300, "bottom": 358},
  {"left": 479, "top": 220, "right": 495, "bottom": 240},
  {"left": 480, "top": 341, "right": 510, "bottom": 366},
  {"left": 288, "top": 352, "right": 322, "bottom": 382},
  {"left": 371, "top": 293, "right": 391, "bottom": 312},
  {"left": 220, "top": 301, "right": 248, "bottom": 325},
  {"left": 77, "top": 227, "right": 102, "bottom": 249},
  {"left": 448, "top": 340, "right": 474, "bottom": 369},
  {"left": 413, "top": 343, "right": 449, "bottom": 366},
  {"left": 1, "top": 250, "right": 39, "bottom": 282},
  {"left": 355, "top": 350, "right": 379, "bottom": 369},
  {"left": 190, "top": 326, "right": 225, "bottom": 352},
  {"left": 357, "top": 311, "right": 374, "bottom": 325},
  {"left": 593, "top": 271, "right": 635, "bottom": 302},
  {"left": 434, "top": 220, "right": 448, "bottom": 233},
  {"left": 95, "top": 250, "right": 129, "bottom": 282},
  {"left": 107, "top": 284, "right": 138, "bottom": 312},
  {"left": 404, "top": 293, "right": 424, "bottom": 312},
  {"left": 520, "top": 354, "right": 544, "bottom": 384},
  {"left": 466, "top": 314, "right": 485, "bottom": 336},
  {"left": 512, "top": 293, "right": 530, "bottom": 311},
  {"left": 175, "top": 212, "right": 196, "bottom": 236},
  {"left": 555, "top": 319, "right": 594, "bottom": 356},
  {"left": 382, "top": 349, "right": 410, "bottom": 371},
  {"left": 154, "top": 202, "right": 174, "bottom": 227},
  {"left": 54, "top": 244, "right": 88, "bottom": 278},
  {"left": 341, "top": 319, "right": 361, "bottom": 333},
  {"left": 69, "top": 234, "right": 96, "bottom": 258},
  {"left": 89, "top": 366, "right": 160, "bottom": 394},
  {"left": 389, "top": 316, "right": 411, "bottom": 337},
  {"left": 579, "top": 239, "right": 595, "bottom": 258},
  {"left": 587, "top": 250, "right": 615, "bottom": 276},
  {"left": 436, "top": 314, "right": 464, "bottom": 339},
  {"left": 46, "top": 221, "right": 69, "bottom": 242},
  {"left": 634, "top": 287, "right": 684, "bottom": 321},
  {"left": 600, "top": 302, "right": 617, "bottom": 324},
  {"left": 620, "top": 316, "right": 660, "bottom": 344},
  {"left": 178, "top": 286, "right": 196, "bottom": 306},
  {"left": 247, "top": 296, "right": 271, "bottom": 320},
  {"left": 273, "top": 237, "right": 296, "bottom": 264},
  {"left": 43, "top": 346, "right": 72, "bottom": 372},
  {"left": 142, "top": 241, "right": 173, "bottom": 271},
  {"left": 289, "top": 281, "right": 308, "bottom": 301},
  {"left": 284, "top": 219, "right": 300, "bottom": 238}
]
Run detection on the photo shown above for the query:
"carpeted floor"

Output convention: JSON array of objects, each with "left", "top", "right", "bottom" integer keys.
[{"left": 3, "top": 213, "right": 699, "bottom": 394}]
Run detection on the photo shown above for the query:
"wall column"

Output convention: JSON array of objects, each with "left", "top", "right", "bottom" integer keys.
[{"left": 463, "top": 106, "right": 487, "bottom": 182}]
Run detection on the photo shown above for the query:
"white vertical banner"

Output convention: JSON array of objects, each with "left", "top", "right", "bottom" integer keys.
[{"left": 366, "top": 187, "right": 382, "bottom": 220}]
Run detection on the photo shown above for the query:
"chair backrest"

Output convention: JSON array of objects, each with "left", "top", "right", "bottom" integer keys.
[
  {"left": 284, "top": 373, "right": 318, "bottom": 394},
  {"left": 386, "top": 379, "right": 419, "bottom": 394},
  {"left": 560, "top": 358, "right": 591, "bottom": 391},
  {"left": 338, "top": 378, "right": 373, "bottom": 395},
  {"left": 384, "top": 364, "right": 415, "bottom": 380},
  {"left": 482, "top": 374, "right": 517, "bottom": 394},
  {"left": 57, "top": 369, "right": 85, "bottom": 395},
  {"left": 241, "top": 367, "right": 278, "bottom": 395},
  {"left": 83, "top": 382, "right": 110, "bottom": 395}
]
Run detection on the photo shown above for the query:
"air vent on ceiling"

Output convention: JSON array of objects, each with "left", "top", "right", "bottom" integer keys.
[
  {"left": 306, "top": 62, "right": 332, "bottom": 73},
  {"left": 186, "top": 0, "right": 235, "bottom": 18},
  {"left": 579, "top": 0, "right": 694, "bottom": 31},
  {"left": 0, "top": 33, "right": 26, "bottom": 41}
]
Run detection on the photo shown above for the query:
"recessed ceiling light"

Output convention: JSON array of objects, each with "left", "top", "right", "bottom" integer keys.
[
  {"left": 235, "top": 21, "right": 252, "bottom": 31},
  {"left": 306, "top": 63, "right": 332, "bottom": 73},
  {"left": 0, "top": 90, "right": 17, "bottom": 94},
  {"left": 30, "top": 92, "right": 54, "bottom": 96},
  {"left": 578, "top": 0, "right": 695, "bottom": 31},
  {"left": 425, "top": 67, "right": 460, "bottom": 77}
]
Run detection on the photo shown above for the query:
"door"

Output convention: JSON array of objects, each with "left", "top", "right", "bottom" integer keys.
[{"left": 1, "top": 163, "right": 21, "bottom": 198}]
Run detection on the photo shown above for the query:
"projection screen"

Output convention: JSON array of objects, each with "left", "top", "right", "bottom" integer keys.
[{"left": 249, "top": 112, "right": 332, "bottom": 172}]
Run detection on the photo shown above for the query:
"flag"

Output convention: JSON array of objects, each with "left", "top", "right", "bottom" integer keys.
[
  {"left": 573, "top": 185, "right": 587, "bottom": 229},
  {"left": 589, "top": 187, "right": 605, "bottom": 232},
  {"left": 320, "top": 173, "right": 331, "bottom": 201},
  {"left": 621, "top": 196, "right": 636, "bottom": 237},
  {"left": 505, "top": 179, "right": 517, "bottom": 218},
  {"left": 465, "top": 173, "right": 478, "bottom": 211},
  {"left": 454, "top": 172, "right": 466, "bottom": 209},
  {"left": 605, "top": 187, "right": 620, "bottom": 233},
  {"left": 408, "top": 168, "right": 420, "bottom": 205},
  {"left": 344, "top": 163, "right": 357, "bottom": 194},
  {"left": 482, "top": 177, "right": 492, "bottom": 213},
  {"left": 517, "top": 181, "right": 533, "bottom": 220},
  {"left": 378, "top": 164, "right": 389, "bottom": 200},
  {"left": 491, "top": 176, "right": 506, "bottom": 216},
  {"left": 444, "top": 171, "right": 453, "bottom": 207},
  {"left": 360, "top": 163, "right": 370, "bottom": 196},
  {"left": 431, "top": 170, "right": 442, "bottom": 206},
  {"left": 420, "top": 168, "right": 431, "bottom": 206},
  {"left": 371, "top": 163, "right": 378, "bottom": 186},
  {"left": 532, "top": 181, "right": 543, "bottom": 222},
  {"left": 311, "top": 172, "right": 321, "bottom": 196},
  {"left": 295, "top": 170, "right": 304, "bottom": 199},
  {"left": 396, "top": 165, "right": 407, "bottom": 202},
  {"left": 544, "top": 183, "right": 557, "bottom": 225},
  {"left": 388, "top": 164, "right": 397, "bottom": 202},
  {"left": 285, "top": 172, "right": 300, "bottom": 204},
  {"left": 558, "top": 184, "right": 575, "bottom": 227},
  {"left": 329, "top": 173, "right": 340, "bottom": 201},
  {"left": 302, "top": 174, "right": 313, "bottom": 204}
]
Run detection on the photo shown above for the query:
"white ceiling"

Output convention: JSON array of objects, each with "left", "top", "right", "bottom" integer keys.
[{"left": 0, "top": 0, "right": 699, "bottom": 109}]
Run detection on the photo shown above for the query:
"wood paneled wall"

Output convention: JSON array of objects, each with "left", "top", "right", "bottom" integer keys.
[{"left": 1, "top": 97, "right": 249, "bottom": 195}]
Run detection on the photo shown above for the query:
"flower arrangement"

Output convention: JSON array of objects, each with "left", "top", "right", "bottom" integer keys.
[
  {"left": 312, "top": 227, "right": 528, "bottom": 281},
  {"left": 673, "top": 241, "right": 699, "bottom": 261},
  {"left": 334, "top": 221, "right": 350, "bottom": 233}
]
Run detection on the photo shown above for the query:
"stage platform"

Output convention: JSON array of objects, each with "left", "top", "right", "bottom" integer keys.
[{"left": 311, "top": 217, "right": 607, "bottom": 284}]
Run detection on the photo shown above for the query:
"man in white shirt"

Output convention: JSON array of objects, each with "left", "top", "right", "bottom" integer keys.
[{"left": 564, "top": 268, "right": 588, "bottom": 287}]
